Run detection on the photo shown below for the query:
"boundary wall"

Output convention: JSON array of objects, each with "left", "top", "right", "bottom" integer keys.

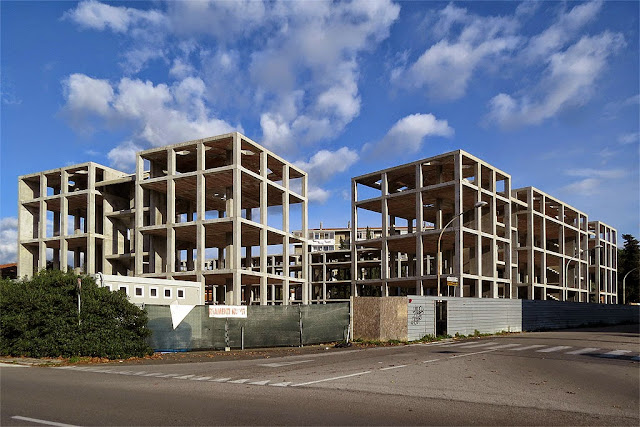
[
  {"left": 353, "top": 297, "right": 639, "bottom": 342},
  {"left": 146, "top": 303, "right": 349, "bottom": 351}
]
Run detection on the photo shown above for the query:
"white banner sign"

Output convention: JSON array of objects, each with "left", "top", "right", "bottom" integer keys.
[{"left": 209, "top": 305, "right": 247, "bottom": 318}]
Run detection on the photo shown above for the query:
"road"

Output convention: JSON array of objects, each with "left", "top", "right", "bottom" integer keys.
[{"left": 2, "top": 325, "right": 639, "bottom": 426}]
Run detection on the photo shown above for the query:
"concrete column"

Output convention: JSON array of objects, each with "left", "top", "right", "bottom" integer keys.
[
  {"left": 527, "top": 189, "right": 535, "bottom": 299},
  {"left": 351, "top": 179, "right": 358, "bottom": 298},
  {"left": 60, "top": 170, "right": 69, "bottom": 272},
  {"left": 231, "top": 133, "right": 242, "bottom": 305},
  {"left": 301, "top": 172, "right": 309, "bottom": 304},
  {"left": 167, "top": 149, "right": 176, "bottom": 275},
  {"left": 282, "top": 165, "right": 290, "bottom": 304},
  {"left": 38, "top": 173, "right": 47, "bottom": 270},
  {"left": 86, "top": 164, "right": 96, "bottom": 274},
  {"left": 134, "top": 154, "right": 144, "bottom": 275},
  {"left": 453, "top": 153, "right": 463, "bottom": 297},
  {"left": 259, "top": 151, "right": 268, "bottom": 305},
  {"left": 415, "top": 163, "right": 424, "bottom": 295},
  {"left": 381, "top": 173, "right": 389, "bottom": 296}
]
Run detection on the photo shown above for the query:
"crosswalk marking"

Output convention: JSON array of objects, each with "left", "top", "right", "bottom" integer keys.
[
  {"left": 228, "top": 378, "right": 250, "bottom": 384},
  {"left": 508, "top": 345, "right": 545, "bottom": 351},
  {"left": 191, "top": 376, "right": 212, "bottom": 381},
  {"left": 258, "top": 360, "right": 313, "bottom": 368},
  {"left": 174, "top": 374, "right": 196, "bottom": 379},
  {"left": 446, "top": 341, "right": 490, "bottom": 347},
  {"left": 269, "top": 382, "right": 292, "bottom": 387},
  {"left": 537, "top": 346, "right": 572, "bottom": 353},
  {"left": 566, "top": 347, "right": 599, "bottom": 355},
  {"left": 488, "top": 344, "right": 521, "bottom": 350},
  {"left": 600, "top": 350, "right": 632, "bottom": 358},
  {"left": 380, "top": 365, "right": 407, "bottom": 371},
  {"left": 249, "top": 380, "right": 271, "bottom": 385},
  {"left": 209, "top": 377, "right": 231, "bottom": 382},
  {"left": 143, "top": 372, "right": 164, "bottom": 376},
  {"left": 461, "top": 342, "right": 497, "bottom": 349}
]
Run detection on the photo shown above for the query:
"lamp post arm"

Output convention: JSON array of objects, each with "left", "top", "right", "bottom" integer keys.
[{"left": 622, "top": 266, "right": 639, "bottom": 305}]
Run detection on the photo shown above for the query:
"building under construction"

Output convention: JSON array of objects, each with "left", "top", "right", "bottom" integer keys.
[{"left": 17, "top": 137, "right": 617, "bottom": 304}]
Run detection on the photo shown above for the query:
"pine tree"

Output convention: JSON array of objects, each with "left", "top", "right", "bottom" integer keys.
[{"left": 618, "top": 234, "right": 640, "bottom": 303}]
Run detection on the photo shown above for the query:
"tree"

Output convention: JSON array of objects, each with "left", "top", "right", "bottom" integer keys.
[
  {"left": 0, "top": 269, "right": 152, "bottom": 358},
  {"left": 618, "top": 234, "right": 640, "bottom": 304}
]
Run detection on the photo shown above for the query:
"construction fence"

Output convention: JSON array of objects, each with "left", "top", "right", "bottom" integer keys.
[
  {"left": 353, "top": 296, "right": 639, "bottom": 342},
  {"left": 146, "top": 303, "right": 350, "bottom": 351}
]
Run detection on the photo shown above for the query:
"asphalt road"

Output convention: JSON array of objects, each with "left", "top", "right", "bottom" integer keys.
[{"left": 2, "top": 325, "right": 639, "bottom": 426}]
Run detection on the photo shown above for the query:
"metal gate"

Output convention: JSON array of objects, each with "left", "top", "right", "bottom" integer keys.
[{"left": 436, "top": 300, "right": 447, "bottom": 336}]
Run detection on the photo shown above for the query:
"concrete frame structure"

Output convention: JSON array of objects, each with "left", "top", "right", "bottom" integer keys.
[
  {"left": 351, "top": 150, "right": 617, "bottom": 303},
  {"left": 18, "top": 132, "right": 308, "bottom": 306},
  {"left": 588, "top": 221, "right": 618, "bottom": 304},
  {"left": 352, "top": 150, "right": 513, "bottom": 299}
]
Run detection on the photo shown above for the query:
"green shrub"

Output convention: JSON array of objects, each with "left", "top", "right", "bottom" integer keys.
[{"left": 0, "top": 270, "right": 152, "bottom": 359}]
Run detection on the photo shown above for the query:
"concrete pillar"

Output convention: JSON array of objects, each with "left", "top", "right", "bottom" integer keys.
[
  {"left": 167, "top": 149, "right": 176, "bottom": 275},
  {"left": 381, "top": 173, "right": 389, "bottom": 296}
]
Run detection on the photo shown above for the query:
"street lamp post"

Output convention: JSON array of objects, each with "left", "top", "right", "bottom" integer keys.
[
  {"left": 565, "top": 244, "right": 601, "bottom": 301},
  {"left": 437, "top": 201, "right": 488, "bottom": 297},
  {"left": 622, "top": 267, "right": 639, "bottom": 305}
]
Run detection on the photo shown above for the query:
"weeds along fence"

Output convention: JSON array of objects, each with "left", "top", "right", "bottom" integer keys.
[{"left": 146, "top": 303, "right": 350, "bottom": 351}]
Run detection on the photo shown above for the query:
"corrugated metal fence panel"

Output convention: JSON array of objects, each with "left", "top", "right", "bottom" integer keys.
[
  {"left": 407, "top": 297, "right": 436, "bottom": 341},
  {"left": 522, "top": 300, "right": 640, "bottom": 331},
  {"left": 447, "top": 299, "right": 522, "bottom": 336},
  {"left": 145, "top": 304, "right": 349, "bottom": 351}
]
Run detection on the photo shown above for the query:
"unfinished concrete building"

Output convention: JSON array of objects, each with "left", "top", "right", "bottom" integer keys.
[
  {"left": 588, "top": 221, "right": 618, "bottom": 303},
  {"left": 351, "top": 150, "right": 513, "bottom": 299},
  {"left": 18, "top": 132, "right": 308, "bottom": 306},
  {"left": 351, "top": 149, "right": 617, "bottom": 303}
]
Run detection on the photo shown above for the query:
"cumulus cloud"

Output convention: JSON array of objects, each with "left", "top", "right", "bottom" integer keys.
[
  {"left": 363, "top": 113, "right": 454, "bottom": 159},
  {"left": 522, "top": 0, "right": 603, "bottom": 61},
  {"left": 565, "top": 168, "right": 626, "bottom": 179},
  {"left": 486, "top": 32, "right": 624, "bottom": 129},
  {"left": 392, "top": 4, "right": 520, "bottom": 100},
  {"left": 107, "top": 141, "right": 143, "bottom": 172},
  {"left": 0, "top": 217, "right": 18, "bottom": 264},
  {"left": 62, "top": 74, "right": 238, "bottom": 163},
  {"left": 63, "top": 0, "right": 165, "bottom": 33},
  {"left": 294, "top": 147, "right": 359, "bottom": 204}
]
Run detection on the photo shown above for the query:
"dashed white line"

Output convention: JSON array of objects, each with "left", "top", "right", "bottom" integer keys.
[
  {"left": 0, "top": 363, "right": 28, "bottom": 368},
  {"left": 209, "top": 377, "right": 231, "bottom": 382},
  {"left": 292, "top": 371, "right": 372, "bottom": 387},
  {"left": 600, "top": 350, "right": 632, "bottom": 358},
  {"left": 269, "top": 382, "right": 292, "bottom": 387},
  {"left": 11, "top": 416, "right": 78, "bottom": 427},
  {"left": 449, "top": 349, "right": 497, "bottom": 358},
  {"left": 191, "top": 376, "right": 212, "bottom": 381},
  {"left": 174, "top": 374, "right": 196, "bottom": 380},
  {"left": 380, "top": 365, "right": 407, "bottom": 371},
  {"left": 446, "top": 341, "right": 490, "bottom": 347},
  {"left": 460, "top": 341, "right": 497, "bottom": 349},
  {"left": 157, "top": 373, "right": 179, "bottom": 378},
  {"left": 249, "top": 380, "right": 271, "bottom": 385},
  {"left": 228, "top": 378, "right": 250, "bottom": 384},
  {"left": 143, "top": 372, "right": 164, "bottom": 377},
  {"left": 487, "top": 344, "right": 521, "bottom": 350},
  {"left": 258, "top": 360, "right": 313, "bottom": 368},
  {"left": 422, "top": 359, "right": 441, "bottom": 363},
  {"left": 537, "top": 346, "right": 572, "bottom": 353},
  {"left": 566, "top": 347, "right": 600, "bottom": 355}
]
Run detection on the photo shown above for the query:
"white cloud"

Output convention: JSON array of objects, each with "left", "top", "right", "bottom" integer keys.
[
  {"left": 296, "top": 147, "right": 359, "bottom": 183},
  {"left": 392, "top": 4, "right": 520, "bottom": 100},
  {"left": 63, "top": 0, "right": 165, "bottom": 33},
  {"left": 561, "top": 178, "right": 601, "bottom": 196},
  {"left": 523, "top": 0, "right": 603, "bottom": 61},
  {"left": 107, "top": 141, "right": 142, "bottom": 172},
  {"left": 565, "top": 168, "right": 626, "bottom": 179},
  {"left": 618, "top": 132, "right": 639, "bottom": 145},
  {"left": 63, "top": 74, "right": 237, "bottom": 148},
  {"left": 364, "top": 113, "right": 454, "bottom": 158},
  {"left": 0, "top": 217, "right": 18, "bottom": 264},
  {"left": 294, "top": 147, "right": 359, "bottom": 204},
  {"left": 487, "top": 32, "right": 625, "bottom": 129}
]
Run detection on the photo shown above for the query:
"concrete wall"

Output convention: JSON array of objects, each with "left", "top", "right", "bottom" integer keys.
[{"left": 353, "top": 297, "right": 408, "bottom": 341}]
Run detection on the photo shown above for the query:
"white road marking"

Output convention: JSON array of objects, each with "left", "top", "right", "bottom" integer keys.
[
  {"left": 422, "top": 359, "right": 441, "bottom": 363},
  {"left": 258, "top": 360, "right": 313, "bottom": 368},
  {"left": 191, "top": 376, "right": 212, "bottom": 381},
  {"left": 292, "top": 371, "right": 372, "bottom": 387},
  {"left": 11, "top": 416, "right": 78, "bottom": 427},
  {"left": 249, "top": 380, "right": 271, "bottom": 385},
  {"left": 157, "top": 373, "right": 179, "bottom": 378},
  {"left": 174, "top": 374, "right": 196, "bottom": 380},
  {"left": 143, "top": 372, "right": 164, "bottom": 377},
  {"left": 566, "top": 347, "right": 600, "bottom": 355},
  {"left": 228, "top": 379, "right": 250, "bottom": 384},
  {"left": 380, "top": 365, "right": 407, "bottom": 371},
  {"left": 508, "top": 345, "right": 545, "bottom": 351},
  {"left": 131, "top": 371, "right": 147, "bottom": 376},
  {"left": 269, "top": 382, "right": 292, "bottom": 387},
  {"left": 0, "top": 363, "right": 28, "bottom": 368},
  {"left": 449, "top": 349, "right": 497, "bottom": 358},
  {"left": 537, "top": 346, "right": 572, "bottom": 353},
  {"left": 209, "top": 377, "right": 231, "bottom": 382},
  {"left": 487, "top": 344, "right": 521, "bottom": 350},
  {"left": 446, "top": 341, "right": 489, "bottom": 347},
  {"left": 460, "top": 342, "right": 497, "bottom": 349},
  {"left": 600, "top": 350, "right": 632, "bottom": 358}
]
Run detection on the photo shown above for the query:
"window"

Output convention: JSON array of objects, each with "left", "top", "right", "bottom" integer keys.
[
  {"left": 164, "top": 288, "right": 172, "bottom": 299},
  {"left": 118, "top": 285, "right": 129, "bottom": 296},
  {"left": 134, "top": 286, "right": 143, "bottom": 297},
  {"left": 150, "top": 287, "right": 158, "bottom": 298},
  {"left": 177, "top": 288, "right": 185, "bottom": 299}
]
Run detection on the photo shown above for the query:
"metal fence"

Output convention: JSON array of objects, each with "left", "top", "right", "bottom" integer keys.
[
  {"left": 522, "top": 300, "right": 639, "bottom": 331},
  {"left": 146, "top": 303, "right": 350, "bottom": 351}
]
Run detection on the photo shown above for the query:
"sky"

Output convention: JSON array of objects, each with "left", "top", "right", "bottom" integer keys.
[{"left": 1, "top": 0, "right": 638, "bottom": 264}]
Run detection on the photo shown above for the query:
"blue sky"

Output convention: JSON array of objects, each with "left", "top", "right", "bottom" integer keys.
[{"left": 1, "top": 0, "right": 638, "bottom": 263}]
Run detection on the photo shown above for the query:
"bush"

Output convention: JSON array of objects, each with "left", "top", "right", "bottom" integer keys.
[{"left": 0, "top": 270, "right": 152, "bottom": 359}]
